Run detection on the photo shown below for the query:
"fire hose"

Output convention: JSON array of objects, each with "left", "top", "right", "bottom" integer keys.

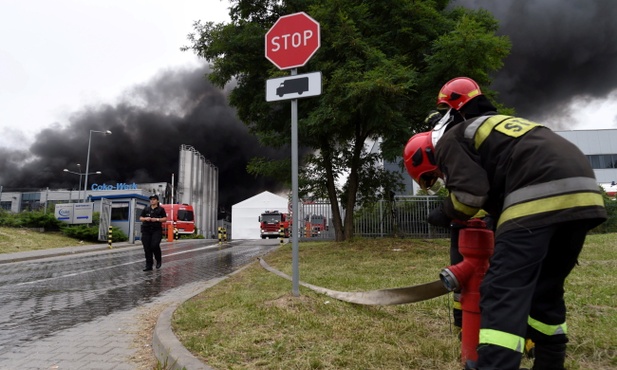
[
  {"left": 258, "top": 257, "right": 449, "bottom": 305},
  {"left": 259, "top": 218, "right": 494, "bottom": 367}
]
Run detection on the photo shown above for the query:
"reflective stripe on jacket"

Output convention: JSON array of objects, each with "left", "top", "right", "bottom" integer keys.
[{"left": 435, "top": 114, "right": 607, "bottom": 235}]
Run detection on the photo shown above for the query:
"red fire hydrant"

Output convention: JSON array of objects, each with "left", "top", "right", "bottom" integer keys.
[{"left": 439, "top": 218, "right": 494, "bottom": 366}]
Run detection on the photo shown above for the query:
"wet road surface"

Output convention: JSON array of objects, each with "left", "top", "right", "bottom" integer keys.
[{"left": 0, "top": 239, "right": 279, "bottom": 358}]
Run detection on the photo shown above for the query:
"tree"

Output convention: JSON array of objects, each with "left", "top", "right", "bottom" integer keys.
[{"left": 184, "top": 0, "right": 510, "bottom": 241}]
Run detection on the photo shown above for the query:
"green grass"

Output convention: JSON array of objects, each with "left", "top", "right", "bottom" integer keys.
[
  {"left": 173, "top": 236, "right": 617, "bottom": 370},
  {"left": 0, "top": 226, "right": 87, "bottom": 254}
]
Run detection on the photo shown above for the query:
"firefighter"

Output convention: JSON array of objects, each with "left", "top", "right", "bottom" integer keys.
[
  {"left": 420, "top": 108, "right": 496, "bottom": 338},
  {"left": 404, "top": 77, "right": 607, "bottom": 370}
]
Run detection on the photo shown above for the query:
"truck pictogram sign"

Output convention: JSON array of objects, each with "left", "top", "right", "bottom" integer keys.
[{"left": 266, "top": 72, "right": 322, "bottom": 102}]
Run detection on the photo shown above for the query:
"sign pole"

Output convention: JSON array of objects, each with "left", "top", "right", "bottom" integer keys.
[
  {"left": 290, "top": 68, "right": 300, "bottom": 296},
  {"left": 264, "top": 11, "right": 320, "bottom": 297}
]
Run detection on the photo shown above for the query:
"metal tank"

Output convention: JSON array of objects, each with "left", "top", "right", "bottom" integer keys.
[{"left": 177, "top": 145, "right": 218, "bottom": 238}]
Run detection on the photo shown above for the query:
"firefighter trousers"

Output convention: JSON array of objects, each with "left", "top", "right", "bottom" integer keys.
[{"left": 475, "top": 219, "right": 594, "bottom": 370}]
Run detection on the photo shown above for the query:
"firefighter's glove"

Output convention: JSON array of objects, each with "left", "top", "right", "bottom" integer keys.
[
  {"left": 428, "top": 205, "right": 452, "bottom": 228},
  {"left": 482, "top": 215, "right": 496, "bottom": 231},
  {"left": 424, "top": 110, "right": 443, "bottom": 127}
]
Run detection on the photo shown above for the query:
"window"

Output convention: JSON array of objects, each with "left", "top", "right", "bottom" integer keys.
[
  {"left": 177, "top": 210, "right": 194, "bottom": 221},
  {"left": 111, "top": 204, "right": 129, "bottom": 221},
  {"left": 20, "top": 192, "right": 41, "bottom": 211},
  {"left": 587, "top": 154, "right": 617, "bottom": 169}
]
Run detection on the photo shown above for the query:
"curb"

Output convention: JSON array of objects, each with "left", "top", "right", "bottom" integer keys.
[
  {"left": 152, "top": 278, "right": 225, "bottom": 370},
  {"left": 152, "top": 260, "right": 257, "bottom": 370}
]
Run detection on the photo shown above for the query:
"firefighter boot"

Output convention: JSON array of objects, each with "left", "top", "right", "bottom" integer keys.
[{"left": 530, "top": 343, "right": 566, "bottom": 370}]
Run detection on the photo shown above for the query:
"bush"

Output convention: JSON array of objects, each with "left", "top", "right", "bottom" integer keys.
[
  {"left": 0, "top": 210, "right": 63, "bottom": 230},
  {"left": 110, "top": 227, "right": 129, "bottom": 242},
  {"left": 62, "top": 225, "right": 128, "bottom": 243},
  {"left": 62, "top": 225, "right": 99, "bottom": 241},
  {"left": 590, "top": 196, "right": 617, "bottom": 234}
]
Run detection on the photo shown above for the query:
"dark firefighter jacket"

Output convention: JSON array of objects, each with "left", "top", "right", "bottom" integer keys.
[{"left": 435, "top": 114, "right": 607, "bottom": 236}]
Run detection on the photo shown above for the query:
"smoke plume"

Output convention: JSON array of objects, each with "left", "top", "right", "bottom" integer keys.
[
  {"left": 453, "top": 0, "right": 617, "bottom": 128},
  {"left": 0, "top": 65, "right": 287, "bottom": 210},
  {"left": 4, "top": 1, "right": 616, "bottom": 203}
]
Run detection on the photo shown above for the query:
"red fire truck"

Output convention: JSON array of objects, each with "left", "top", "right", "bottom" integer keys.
[
  {"left": 161, "top": 204, "right": 195, "bottom": 235},
  {"left": 304, "top": 214, "right": 328, "bottom": 237},
  {"left": 259, "top": 210, "right": 290, "bottom": 239}
]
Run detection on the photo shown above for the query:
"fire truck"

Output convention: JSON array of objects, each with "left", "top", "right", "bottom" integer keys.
[
  {"left": 259, "top": 210, "right": 290, "bottom": 239},
  {"left": 161, "top": 204, "right": 195, "bottom": 235},
  {"left": 304, "top": 214, "right": 327, "bottom": 237}
]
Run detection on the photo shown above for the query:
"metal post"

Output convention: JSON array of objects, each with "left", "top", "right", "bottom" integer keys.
[
  {"left": 291, "top": 68, "right": 300, "bottom": 296},
  {"left": 77, "top": 164, "right": 82, "bottom": 203},
  {"left": 83, "top": 130, "right": 111, "bottom": 202},
  {"left": 83, "top": 131, "right": 93, "bottom": 203}
]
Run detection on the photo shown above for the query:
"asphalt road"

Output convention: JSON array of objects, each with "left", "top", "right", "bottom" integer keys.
[{"left": 0, "top": 239, "right": 280, "bottom": 368}]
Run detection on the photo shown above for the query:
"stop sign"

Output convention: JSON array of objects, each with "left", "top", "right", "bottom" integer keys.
[{"left": 265, "top": 12, "right": 320, "bottom": 70}]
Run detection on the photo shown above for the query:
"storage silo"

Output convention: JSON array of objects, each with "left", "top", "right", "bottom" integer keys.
[{"left": 177, "top": 145, "right": 218, "bottom": 237}]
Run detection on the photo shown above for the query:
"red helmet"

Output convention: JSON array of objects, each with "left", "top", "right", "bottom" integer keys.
[
  {"left": 403, "top": 132, "right": 441, "bottom": 190},
  {"left": 436, "top": 77, "right": 482, "bottom": 111}
]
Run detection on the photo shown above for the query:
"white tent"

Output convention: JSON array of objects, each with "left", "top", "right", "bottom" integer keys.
[{"left": 231, "top": 191, "right": 288, "bottom": 240}]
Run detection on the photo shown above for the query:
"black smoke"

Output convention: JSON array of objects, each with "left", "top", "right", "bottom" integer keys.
[
  {"left": 0, "top": 64, "right": 288, "bottom": 210},
  {"left": 453, "top": 0, "right": 617, "bottom": 127}
]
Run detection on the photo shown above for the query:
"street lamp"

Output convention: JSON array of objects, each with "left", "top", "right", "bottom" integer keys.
[
  {"left": 64, "top": 164, "right": 81, "bottom": 201},
  {"left": 83, "top": 129, "right": 112, "bottom": 202},
  {"left": 64, "top": 167, "right": 102, "bottom": 202}
]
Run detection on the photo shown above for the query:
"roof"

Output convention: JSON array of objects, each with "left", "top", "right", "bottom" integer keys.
[
  {"left": 89, "top": 193, "right": 150, "bottom": 201},
  {"left": 232, "top": 191, "right": 287, "bottom": 209}
]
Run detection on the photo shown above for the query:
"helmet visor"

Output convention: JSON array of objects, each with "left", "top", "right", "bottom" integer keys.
[{"left": 419, "top": 170, "right": 441, "bottom": 190}]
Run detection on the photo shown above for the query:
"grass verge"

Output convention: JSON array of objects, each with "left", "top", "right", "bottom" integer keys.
[
  {"left": 0, "top": 226, "right": 86, "bottom": 254},
  {"left": 173, "top": 235, "right": 617, "bottom": 370}
]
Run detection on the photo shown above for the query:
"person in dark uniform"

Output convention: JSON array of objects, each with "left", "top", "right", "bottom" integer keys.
[
  {"left": 404, "top": 77, "right": 607, "bottom": 370},
  {"left": 139, "top": 194, "right": 167, "bottom": 271}
]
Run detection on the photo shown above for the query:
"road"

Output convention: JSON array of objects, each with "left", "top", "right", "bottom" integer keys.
[{"left": 0, "top": 239, "right": 280, "bottom": 369}]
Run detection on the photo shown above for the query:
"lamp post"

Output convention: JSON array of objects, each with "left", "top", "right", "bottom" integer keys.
[
  {"left": 83, "top": 129, "right": 112, "bottom": 202},
  {"left": 64, "top": 167, "right": 101, "bottom": 202}
]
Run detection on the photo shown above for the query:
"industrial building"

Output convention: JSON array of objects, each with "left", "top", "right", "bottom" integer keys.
[
  {"left": 0, "top": 145, "right": 219, "bottom": 241},
  {"left": 384, "top": 128, "right": 617, "bottom": 196}
]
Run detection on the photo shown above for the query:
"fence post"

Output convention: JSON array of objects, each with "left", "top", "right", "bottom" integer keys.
[
  {"left": 379, "top": 200, "right": 383, "bottom": 237},
  {"left": 427, "top": 197, "right": 432, "bottom": 239}
]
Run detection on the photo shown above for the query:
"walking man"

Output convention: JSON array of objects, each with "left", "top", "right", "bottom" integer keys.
[{"left": 139, "top": 194, "right": 167, "bottom": 271}]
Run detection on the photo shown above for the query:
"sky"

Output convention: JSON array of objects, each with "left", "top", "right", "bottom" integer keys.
[
  {"left": 1, "top": 0, "right": 616, "bottom": 152},
  {"left": 1, "top": 0, "right": 617, "bottom": 205},
  {"left": 0, "top": 0, "right": 231, "bottom": 149}
]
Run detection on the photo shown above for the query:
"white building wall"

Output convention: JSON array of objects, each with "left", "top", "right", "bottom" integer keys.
[
  {"left": 556, "top": 129, "right": 617, "bottom": 154},
  {"left": 555, "top": 129, "right": 617, "bottom": 184}
]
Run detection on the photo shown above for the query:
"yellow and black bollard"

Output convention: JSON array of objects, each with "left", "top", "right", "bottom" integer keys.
[
  {"left": 218, "top": 227, "right": 223, "bottom": 244},
  {"left": 223, "top": 227, "right": 227, "bottom": 242},
  {"left": 108, "top": 226, "right": 113, "bottom": 249},
  {"left": 173, "top": 222, "right": 179, "bottom": 241},
  {"left": 279, "top": 226, "right": 284, "bottom": 245}
]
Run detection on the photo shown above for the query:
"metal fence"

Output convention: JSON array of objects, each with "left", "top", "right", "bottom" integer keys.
[{"left": 297, "top": 196, "right": 449, "bottom": 240}]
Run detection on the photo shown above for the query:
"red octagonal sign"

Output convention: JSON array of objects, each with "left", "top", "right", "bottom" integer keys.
[{"left": 265, "top": 12, "right": 320, "bottom": 70}]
